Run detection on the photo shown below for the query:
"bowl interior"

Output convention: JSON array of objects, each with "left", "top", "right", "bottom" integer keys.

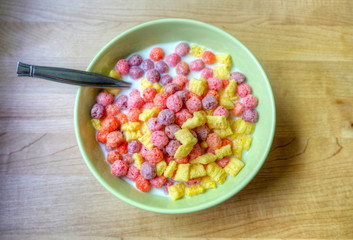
[{"left": 75, "top": 19, "right": 275, "bottom": 214}]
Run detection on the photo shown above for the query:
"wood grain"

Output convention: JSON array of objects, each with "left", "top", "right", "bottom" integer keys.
[{"left": 1, "top": 0, "right": 352, "bottom": 239}]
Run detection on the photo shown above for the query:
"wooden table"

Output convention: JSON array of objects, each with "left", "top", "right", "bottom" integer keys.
[{"left": 1, "top": 0, "right": 352, "bottom": 239}]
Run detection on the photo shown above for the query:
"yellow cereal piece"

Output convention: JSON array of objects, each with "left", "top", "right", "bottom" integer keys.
[
  {"left": 232, "top": 145, "right": 243, "bottom": 159},
  {"left": 200, "top": 141, "right": 208, "bottom": 149},
  {"left": 225, "top": 80, "right": 237, "bottom": 98},
  {"left": 139, "top": 107, "right": 160, "bottom": 122},
  {"left": 215, "top": 54, "right": 232, "bottom": 69},
  {"left": 174, "top": 163, "right": 190, "bottom": 182},
  {"left": 206, "top": 115, "right": 228, "bottom": 129},
  {"left": 138, "top": 131, "right": 154, "bottom": 149},
  {"left": 218, "top": 88, "right": 225, "bottom": 96},
  {"left": 174, "top": 143, "right": 194, "bottom": 159},
  {"left": 206, "top": 162, "right": 228, "bottom": 184},
  {"left": 156, "top": 161, "right": 167, "bottom": 176},
  {"left": 133, "top": 153, "right": 144, "bottom": 169},
  {"left": 164, "top": 161, "right": 177, "bottom": 178},
  {"left": 175, "top": 129, "right": 198, "bottom": 146},
  {"left": 213, "top": 65, "right": 230, "bottom": 79},
  {"left": 143, "top": 122, "right": 149, "bottom": 133},
  {"left": 190, "top": 153, "right": 217, "bottom": 164},
  {"left": 190, "top": 44, "right": 206, "bottom": 58},
  {"left": 91, "top": 118, "right": 102, "bottom": 130},
  {"left": 140, "top": 77, "right": 153, "bottom": 90},
  {"left": 168, "top": 183, "right": 185, "bottom": 201},
  {"left": 244, "top": 122, "right": 256, "bottom": 135},
  {"left": 219, "top": 95, "right": 234, "bottom": 110},
  {"left": 153, "top": 82, "right": 164, "bottom": 93},
  {"left": 188, "top": 77, "right": 207, "bottom": 96},
  {"left": 186, "top": 184, "right": 205, "bottom": 197},
  {"left": 105, "top": 88, "right": 121, "bottom": 97},
  {"left": 181, "top": 111, "right": 207, "bottom": 129},
  {"left": 213, "top": 126, "right": 233, "bottom": 138},
  {"left": 121, "top": 122, "right": 142, "bottom": 132},
  {"left": 201, "top": 176, "right": 217, "bottom": 190},
  {"left": 230, "top": 133, "right": 239, "bottom": 140},
  {"left": 231, "top": 118, "right": 242, "bottom": 133},
  {"left": 242, "top": 135, "right": 253, "bottom": 151},
  {"left": 109, "top": 69, "right": 121, "bottom": 79},
  {"left": 204, "top": 109, "right": 214, "bottom": 116},
  {"left": 124, "top": 130, "right": 143, "bottom": 142},
  {"left": 236, "top": 119, "right": 248, "bottom": 134},
  {"left": 224, "top": 157, "right": 245, "bottom": 177},
  {"left": 189, "top": 163, "right": 207, "bottom": 179},
  {"left": 215, "top": 144, "right": 232, "bottom": 159}
]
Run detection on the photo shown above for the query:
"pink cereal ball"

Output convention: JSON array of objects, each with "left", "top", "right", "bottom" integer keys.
[
  {"left": 150, "top": 176, "right": 167, "bottom": 189},
  {"left": 153, "top": 93, "right": 168, "bottom": 109},
  {"left": 141, "top": 145, "right": 149, "bottom": 159},
  {"left": 237, "top": 83, "right": 252, "bottom": 98},
  {"left": 123, "top": 154, "right": 135, "bottom": 165},
  {"left": 129, "top": 66, "right": 144, "bottom": 80},
  {"left": 146, "top": 69, "right": 161, "bottom": 83},
  {"left": 166, "top": 140, "right": 182, "bottom": 157},
  {"left": 114, "top": 95, "right": 128, "bottom": 110},
  {"left": 164, "top": 83, "right": 181, "bottom": 95},
  {"left": 147, "top": 117, "right": 163, "bottom": 132},
  {"left": 111, "top": 160, "right": 128, "bottom": 177},
  {"left": 216, "top": 156, "right": 231, "bottom": 168},
  {"left": 127, "top": 95, "right": 144, "bottom": 109},
  {"left": 242, "top": 108, "right": 259, "bottom": 123},
  {"left": 205, "top": 147, "right": 216, "bottom": 154},
  {"left": 140, "top": 162, "right": 156, "bottom": 180},
  {"left": 91, "top": 103, "right": 105, "bottom": 119},
  {"left": 242, "top": 94, "right": 258, "bottom": 108},
  {"left": 127, "top": 140, "right": 142, "bottom": 153},
  {"left": 158, "top": 109, "right": 175, "bottom": 125},
  {"left": 96, "top": 91, "right": 114, "bottom": 107},
  {"left": 165, "top": 53, "right": 181, "bottom": 67},
  {"left": 160, "top": 74, "right": 173, "bottom": 86},
  {"left": 213, "top": 106, "right": 229, "bottom": 118},
  {"left": 202, "top": 95, "right": 218, "bottom": 109},
  {"left": 126, "top": 166, "right": 140, "bottom": 181},
  {"left": 174, "top": 90, "right": 189, "bottom": 104},
  {"left": 163, "top": 181, "right": 174, "bottom": 194},
  {"left": 129, "top": 88, "right": 140, "bottom": 97},
  {"left": 201, "top": 68, "right": 213, "bottom": 79},
  {"left": 116, "top": 59, "right": 130, "bottom": 75},
  {"left": 128, "top": 54, "right": 143, "bottom": 66},
  {"left": 175, "top": 109, "right": 192, "bottom": 126},
  {"left": 142, "top": 102, "right": 154, "bottom": 110},
  {"left": 207, "top": 77, "right": 223, "bottom": 91},
  {"left": 232, "top": 102, "right": 244, "bottom": 117},
  {"left": 146, "top": 147, "right": 163, "bottom": 164},
  {"left": 151, "top": 131, "right": 169, "bottom": 148},
  {"left": 176, "top": 61, "right": 190, "bottom": 76},
  {"left": 164, "top": 124, "right": 181, "bottom": 139},
  {"left": 185, "top": 96, "right": 202, "bottom": 113},
  {"left": 166, "top": 94, "right": 183, "bottom": 113},
  {"left": 173, "top": 75, "right": 188, "bottom": 89},
  {"left": 142, "top": 87, "right": 157, "bottom": 102},
  {"left": 141, "top": 59, "right": 154, "bottom": 71},
  {"left": 190, "top": 59, "right": 205, "bottom": 71},
  {"left": 194, "top": 125, "right": 210, "bottom": 141},
  {"left": 185, "top": 178, "right": 202, "bottom": 187},
  {"left": 230, "top": 72, "right": 246, "bottom": 84},
  {"left": 189, "top": 129, "right": 198, "bottom": 139},
  {"left": 155, "top": 61, "right": 169, "bottom": 74},
  {"left": 175, "top": 42, "right": 190, "bottom": 57},
  {"left": 189, "top": 143, "right": 202, "bottom": 160}
]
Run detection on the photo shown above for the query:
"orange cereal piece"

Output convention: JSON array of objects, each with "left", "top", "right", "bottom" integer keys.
[
  {"left": 105, "top": 104, "right": 120, "bottom": 116},
  {"left": 222, "top": 138, "right": 233, "bottom": 148},
  {"left": 107, "top": 151, "right": 123, "bottom": 164},
  {"left": 232, "top": 102, "right": 244, "bottom": 117},
  {"left": 150, "top": 47, "right": 165, "bottom": 62},
  {"left": 206, "top": 90, "right": 220, "bottom": 101},
  {"left": 116, "top": 113, "right": 128, "bottom": 125},
  {"left": 175, "top": 157, "right": 189, "bottom": 164},
  {"left": 173, "top": 75, "right": 188, "bottom": 89},
  {"left": 101, "top": 116, "right": 119, "bottom": 132},
  {"left": 106, "top": 131, "right": 124, "bottom": 148},
  {"left": 117, "top": 141, "right": 128, "bottom": 154},
  {"left": 222, "top": 79, "right": 229, "bottom": 88},
  {"left": 97, "top": 129, "right": 109, "bottom": 144},
  {"left": 136, "top": 175, "right": 152, "bottom": 192},
  {"left": 206, "top": 133, "right": 222, "bottom": 150},
  {"left": 127, "top": 109, "right": 142, "bottom": 122},
  {"left": 201, "top": 51, "right": 216, "bottom": 65}
]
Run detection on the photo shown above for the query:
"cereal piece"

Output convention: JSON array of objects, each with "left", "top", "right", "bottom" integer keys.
[
  {"left": 121, "top": 122, "right": 142, "bottom": 132},
  {"left": 223, "top": 79, "right": 230, "bottom": 88},
  {"left": 146, "top": 69, "right": 161, "bottom": 83},
  {"left": 241, "top": 135, "right": 253, "bottom": 150},
  {"left": 128, "top": 54, "right": 143, "bottom": 66},
  {"left": 139, "top": 107, "right": 161, "bottom": 122},
  {"left": 156, "top": 160, "right": 167, "bottom": 176},
  {"left": 116, "top": 59, "right": 130, "bottom": 75},
  {"left": 126, "top": 166, "right": 140, "bottom": 181},
  {"left": 206, "top": 162, "right": 227, "bottom": 184},
  {"left": 186, "top": 184, "right": 205, "bottom": 197},
  {"left": 190, "top": 59, "right": 205, "bottom": 71},
  {"left": 206, "top": 133, "right": 221, "bottom": 150},
  {"left": 164, "top": 161, "right": 177, "bottom": 178},
  {"left": 105, "top": 104, "right": 120, "bottom": 117},
  {"left": 175, "top": 157, "right": 189, "bottom": 164},
  {"left": 174, "top": 163, "right": 190, "bottom": 182},
  {"left": 109, "top": 69, "right": 121, "bottom": 79},
  {"left": 166, "top": 140, "right": 182, "bottom": 156},
  {"left": 141, "top": 59, "right": 154, "bottom": 71},
  {"left": 215, "top": 54, "right": 232, "bottom": 69},
  {"left": 153, "top": 93, "right": 168, "bottom": 109},
  {"left": 111, "top": 160, "right": 128, "bottom": 177},
  {"left": 150, "top": 47, "right": 165, "bottom": 62},
  {"left": 190, "top": 44, "right": 205, "bottom": 58},
  {"left": 135, "top": 175, "right": 151, "bottom": 192},
  {"left": 163, "top": 124, "right": 179, "bottom": 140},
  {"left": 91, "top": 118, "right": 102, "bottom": 130},
  {"left": 106, "top": 130, "right": 123, "bottom": 148},
  {"left": 174, "top": 90, "right": 189, "bottom": 104},
  {"left": 213, "top": 126, "right": 233, "bottom": 138},
  {"left": 168, "top": 183, "right": 185, "bottom": 200},
  {"left": 127, "top": 95, "right": 144, "bottom": 110},
  {"left": 123, "top": 154, "right": 135, "bottom": 165},
  {"left": 91, "top": 103, "right": 105, "bottom": 119},
  {"left": 201, "top": 67, "right": 213, "bottom": 79},
  {"left": 225, "top": 79, "right": 237, "bottom": 97},
  {"left": 207, "top": 115, "right": 227, "bottom": 129},
  {"left": 219, "top": 96, "right": 234, "bottom": 110},
  {"left": 133, "top": 153, "right": 144, "bottom": 169},
  {"left": 107, "top": 151, "right": 123, "bottom": 164},
  {"left": 189, "top": 143, "right": 202, "bottom": 160},
  {"left": 216, "top": 156, "right": 231, "bottom": 168},
  {"left": 127, "top": 108, "right": 142, "bottom": 122},
  {"left": 190, "top": 153, "right": 217, "bottom": 164},
  {"left": 165, "top": 53, "right": 181, "bottom": 67},
  {"left": 115, "top": 95, "right": 128, "bottom": 110},
  {"left": 237, "top": 83, "right": 251, "bottom": 98},
  {"left": 129, "top": 66, "right": 144, "bottom": 80},
  {"left": 174, "top": 144, "right": 194, "bottom": 159},
  {"left": 185, "top": 96, "right": 202, "bottom": 113},
  {"left": 117, "top": 141, "right": 128, "bottom": 154},
  {"left": 146, "top": 147, "right": 163, "bottom": 164},
  {"left": 224, "top": 157, "right": 245, "bottom": 177},
  {"left": 140, "top": 161, "right": 157, "bottom": 180},
  {"left": 176, "top": 61, "right": 190, "bottom": 76},
  {"left": 175, "top": 108, "right": 192, "bottom": 126},
  {"left": 194, "top": 125, "right": 210, "bottom": 141},
  {"left": 215, "top": 144, "right": 232, "bottom": 159},
  {"left": 96, "top": 91, "right": 114, "bottom": 107},
  {"left": 156, "top": 60, "right": 169, "bottom": 73},
  {"left": 150, "top": 176, "right": 167, "bottom": 189},
  {"left": 129, "top": 89, "right": 140, "bottom": 98},
  {"left": 244, "top": 122, "right": 255, "bottom": 135},
  {"left": 207, "top": 77, "right": 223, "bottom": 91},
  {"left": 97, "top": 129, "right": 109, "bottom": 144},
  {"left": 185, "top": 177, "right": 202, "bottom": 186},
  {"left": 141, "top": 146, "right": 149, "bottom": 159},
  {"left": 127, "top": 140, "right": 142, "bottom": 153},
  {"left": 175, "top": 129, "right": 198, "bottom": 146},
  {"left": 213, "top": 65, "right": 230, "bottom": 79},
  {"left": 142, "top": 87, "right": 157, "bottom": 102},
  {"left": 200, "top": 141, "right": 208, "bottom": 149},
  {"left": 243, "top": 94, "right": 258, "bottom": 108},
  {"left": 145, "top": 118, "right": 162, "bottom": 132},
  {"left": 164, "top": 83, "right": 181, "bottom": 95},
  {"left": 160, "top": 74, "right": 173, "bottom": 86},
  {"left": 201, "top": 50, "right": 216, "bottom": 64},
  {"left": 189, "top": 164, "right": 207, "bottom": 179},
  {"left": 230, "top": 72, "right": 246, "bottom": 84},
  {"left": 173, "top": 75, "right": 188, "bottom": 88},
  {"left": 202, "top": 95, "right": 218, "bottom": 110},
  {"left": 157, "top": 109, "right": 175, "bottom": 126},
  {"left": 124, "top": 131, "right": 143, "bottom": 142},
  {"left": 222, "top": 138, "right": 233, "bottom": 147},
  {"left": 138, "top": 131, "right": 154, "bottom": 150},
  {"left": 242, "top": 108, "right": 258, "bottom": 123},
  {"left": 213, "top": 106, "right": 229, "bottom": 118},
  {"left": 201, "top": 176, "right": 217, "bottom": 189},
  {"left": 175, "top": 42, "right": 190, "bottom": 56},
  {"left": 166, "top": 94, "right": 183, "bottom": 113},
  {"left": 151, "top": 131, "right": 169, "bottom": 148},
  {"left": 140, "top": 77, "right": 154, "bottom": 91},
  {"left": 188, "top": 77, "right": 207, "bottom": 96},
  {"left": 232, "top": 102, "right": 244, "bottom": 117}
]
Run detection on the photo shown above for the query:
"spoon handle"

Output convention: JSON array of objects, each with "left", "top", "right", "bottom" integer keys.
[{"left": 16, "top": 62, "right": 131, "bottom": 89}]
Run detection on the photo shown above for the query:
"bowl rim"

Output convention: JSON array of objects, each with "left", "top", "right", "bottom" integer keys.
[{"left": 74, "top": 18, "right": 276, "bottom": 214}]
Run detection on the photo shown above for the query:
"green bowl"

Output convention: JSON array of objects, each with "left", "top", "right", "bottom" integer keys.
[{"left": 74, "top": 19, "right": 275, "bottom": 214}]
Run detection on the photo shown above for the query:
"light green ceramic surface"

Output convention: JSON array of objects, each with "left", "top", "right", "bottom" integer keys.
[{"left": 74, "top": 19, "right": 276, "bottom": 214}]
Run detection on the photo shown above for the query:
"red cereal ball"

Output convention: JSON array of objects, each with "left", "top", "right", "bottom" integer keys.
[
  {"left": 153, "top": 93, "right": 168, "bottom": 109},
  {"left": 160, "top": 74, "right": 173, "bottom": 86},
  {"left": 127, "top": 140, "right": 142, "bottom": 153},
  {"left": 175, "top": 42, "right": 190, "bottom": 57},
  {"left": 185, "top": 177, "right": 202, "bottom": 186},
  {"left": 155, "top": 61, "right": 169, "bottom": 74},
  {"left": 232, "top": 102, "right": 244, "bottom": 117},
  {"left": 207, "top": 133, "right": 222, "bottom": 150},
  {"left": 242, "top": 94, "right": 258, "bottom": 108},
  {"left": 174, "top": 90, "right": 189, "bottom": 104},
  {"left": 127, "top": 95, "right": 145, "bottom": 109},
  {"left": 142, "top": 87, "right": 157, "bottom": 102},
  {"left": 141, "top": 145, "right": 149, "bottom": 159},
  {"left": 163, "top": 181, "right": 174, "bottom": 194},
  {"left": 147, "top": 117, "right": 163, "bottom": 132},
  {"left": 158, "top": 109, "right": 175, "bottom": 125},
  {"left": 129, "top": 89, "right": 140, "bottom": 98},
  {"left": 136, "top": 175, "right": 152, "bottom": 192},
  {"left": 150, "top": 176, "right": 167, "bottom": 189},
  {"left": 216, "top": 156, "right": 231, "bottom": 168},
  {"left": 126, "top": 166, "right": 140, "bottom": 181},
  {"left": 123, "top": 154, "right": 135, "bottom": 165},
  {"left": 91, "top": 103, "right": 105, "bottom": 119},
  {"left": 117, "top": 141, "right": 128, "bottom": 154},
  {"left": 230, "top": 72, "right": 246, "bottom": 84},
  {"left": 207, "top": 77, "right": 223, "bottom": 91},
  {"left": 222, "top": 138, "right": 233, "bottom": 148},
  {"left": 164, "top": 83, "right": 181, "bottom": 95},
  {"left": 116, "top": 113, "right": 128, "bottom": 126},
  {"left": 173, "top": 75, "right": 188, "bottom": 88},
  {"left": 96, "top": 91, "right": 114, "bottom": 107},
  {"left": 166, "top": 140, "right": 182, "bottom": 157},
  {"left": 151, "top": 131, "right": 169, "bottom": 148},
  {"left": 165, "top": 53, "right": 181, "bottom": 67},
  {"left": 141, "top": 59, "right": 154, "bottom": 71},
  {"left": 129, "top": 67, "right": 144, "bottom": 80},
  {"left": 194, "top": 125, "right": 210, "bottom": 141},
  {"left": 101, "top": 116, "right": 119, "bottom": 132},
  {"left": 106, "top": 130, "right": 124, "bottom": 148},
  {"left": 242, "top": 108, "right": 259, "bottom": 123},
  {"left": 105, "top": 104, "right": 120, "bottom": 117},
  {"left": 175, "top": 109, "right": 192, "bottom": 126},
  {"left": 107, "top": 151, "right": 123, "bottom": 164},
  {"left": 150, "top": 47, "right": 165, "bottom": 62},
  {"left": 190, "top": 59, "right": 205, "bottom": 71},
  {"left": 164, "top": 124, "right": 181, "bottom": 140},
  {"left": 142, "top": 102, "right": 154, "bottom": 110},
  {"left": 115, "top": 95, "right": 128, "bottom": 110},
  {"left": 201, "top": 51, "right": 216, "bottom": 65},
  {"left": 189, "top": 143, "right": 202, "bottom": 160},
  {"left": 105, "top": 145, "right": 115, "bottom": 152},
  {"left": 202, "top": 95, "right": 218, "bottom": 110},
  {"left": 237, "top": 83, "right": 252, "bottom": 98},
  {"left": 223, "top": 79, "right": 230, "bottom": 87},
  {"left": 205, "top": 147, "right": 216, "bottom": 154},
  {"left": 166, "top": 94, "right": 183, "bottom": 113},
  {"left": 175, "top": 157, "right": 189, "bottom": 164},
  {"left": 128, "top": 54, "right": 143, "bottom": 66},
  {"left": 111, "top": 160, "right": 128, "bottom": 177},
  {"left": 165, "top": 155, "right": 175, "bottom": 164},
  {"left": 201, "top": 68, "right": 213, "bottom": 79},
  {"left": 116, "top": 59, "right": 130, "bottom": 75},
  {"left": 127, "top": 108, "right": 142, "bottom": 122},
  {"left": 213, "top": 106, "right": 229, "bottom": 118},
  {"left": 176, "top": 61, "right": 190, "bottom": 76},
  {"left": 140, "top": 161, "right": 157, "bottom": 180},
  {"left": 97, "top": 130, "right": 109, "bottom": 143},
  {"left": 206, "top": 90, "right": 220, "bottom": 101},
  {"left": 146, "top": 147, "right": 163, "bottom": 164},
  {"left": 185, "top": 96, "right": 202, "bottom": 113},
  {"left": 146, "top": 69, "right": 161, "bottom": 83}
]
